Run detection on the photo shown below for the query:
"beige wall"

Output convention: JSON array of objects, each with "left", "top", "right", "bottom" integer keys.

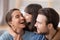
[
  {"left": 19, "top": 0, "right": 60, "bottom": 15},
  {"left": 0, "top": 0, "right": 60, "bottom": 26}
]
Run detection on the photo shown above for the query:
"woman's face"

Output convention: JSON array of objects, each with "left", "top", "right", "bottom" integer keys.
[
  {"left": 9, "top": 10, "right": 25, "bottom": 29},
  {"left": 23, "top": 13, "right": 32, "bottom": 23}
]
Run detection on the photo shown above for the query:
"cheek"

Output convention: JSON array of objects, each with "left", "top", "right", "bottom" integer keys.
[
  {"left": 26, "top": 16, "right": 29, "bottom": 20},
  {"left": 42, "top": 25, "right": 48, "bottom": 32},
  {"left": 26, "top": 16, "right": 32, "bottom": 22},
  {"left": 37, "top": 24, "right": 42, "bottom": 29},
  {"left": 27, "top": 16, "right": 32, "bottom": 19},
  {"left": 38, "top": 24, "right": 46, "bottom": 30},
  {"left": 42, "top": 25, "right": 46, "bottom": 29},
  {"left": 12, "top": 19, "right": 19, "bottom": 25}
]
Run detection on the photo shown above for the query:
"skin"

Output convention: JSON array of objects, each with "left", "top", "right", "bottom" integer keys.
[
  {"left": 35, "top": 14, "right": 57, "bottom": 40},
  {"left": 35, "top": 14, "right": 49, "bottom": 34},
  {"left": 23, "top": 13, "right": 32, "bottom": 23},
  {"left": 8, "top": 10, "right": 25, "bottom": 40}
]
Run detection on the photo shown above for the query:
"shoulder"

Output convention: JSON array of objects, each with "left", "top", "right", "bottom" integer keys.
[
  {"left": 30, "top": 33, "right": 45, "bottom": 40},
  {"left": 0, "top": 31, "right": 13, "bottom": 40},
  {"left": 22, "top": 31, "right": 35, "bottom": 40},
  {"left": 23, "top": 31, "right": 45, "bottom": 40},
  {"left": 23, "top": 31, "right": 34, "bottom": 38},
  {"left": 53, "top": 28, "right": 60, "bottom": 40},
  {"left": 24, "top": 31, "right": 35, "bottom": 36}
]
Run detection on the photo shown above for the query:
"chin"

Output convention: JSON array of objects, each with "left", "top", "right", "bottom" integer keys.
[
  {"left": 37, "top": 29, "right": 40, "bottom": 33},
  {"left": 22, "top": 25, "right": 25, "bottom": 28},
  {"left": 37, "top": 31, "right": 44, "bottom": 34},
  {"left": 19, "top": 24, "right": 25, "bottom": 28},
  {"left": 38, "top": 32, "right": 47, "bottom": 35}
]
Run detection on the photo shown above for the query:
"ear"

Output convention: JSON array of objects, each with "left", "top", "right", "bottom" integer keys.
[
  {"left": 8, "top": 21, "right": 12, "bottom": 26},
  {"left": 47, "top": 23, "right": 53, "bottom": 29}
]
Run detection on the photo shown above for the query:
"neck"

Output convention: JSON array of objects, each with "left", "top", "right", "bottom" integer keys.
[
  {"left": 45, "top": 28, "right": 57, "bottom": 40},
  {"left": 8, "top": 27, "right": 24, "bottom": 37}
]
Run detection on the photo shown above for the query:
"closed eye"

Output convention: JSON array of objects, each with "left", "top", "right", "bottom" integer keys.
[
  {"left": 15, "top": 15, "right": 20, "bottom": 18},
  {"left": 37, "top": 21, "right": 42, "bottom": 24}
]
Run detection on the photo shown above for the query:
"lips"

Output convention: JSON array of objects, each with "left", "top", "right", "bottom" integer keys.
[
  {"left": 20, "top": 22, "right": 25, "bottom": 24},
  {"left": 19, "top": 21, "right": 26, "bottom": 25}
]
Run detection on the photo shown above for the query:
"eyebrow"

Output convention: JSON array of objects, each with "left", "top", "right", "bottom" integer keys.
[{"left": 36, "top": 20, "right": 41, "bottom": 23}]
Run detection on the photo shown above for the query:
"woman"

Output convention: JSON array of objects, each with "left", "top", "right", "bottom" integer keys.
[
  {"left": 23, "top": 4, "right": 42, "bottom": 32},
  {"left": 0, "top": 8, "right": 26, "bottom": 40},
  {"left": 0, "top": 8, "right": 45, "bottom": 40}
]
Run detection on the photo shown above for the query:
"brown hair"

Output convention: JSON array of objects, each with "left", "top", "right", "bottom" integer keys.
[
  {"left": 5, "top": 8, "right": 19, "bottom": 27},
  {"left": 24, "top": 4, "right": 42, "bottom": 31},
  {"left": 38, "top": 8, "right": 59, "bottom": 30}
]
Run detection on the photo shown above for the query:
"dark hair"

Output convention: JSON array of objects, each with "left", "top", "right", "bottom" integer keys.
[
  {"left": 38, "top": 8, "right": 59, "bottom": 30},
  {"left": 5, "top": 8, "right": 19, "bottom": 27},
  {"left": 24, "top": 4, "right": 42, "bottom": 31},
  {"left": 25, "top": 4, "right": 42, "bottom": 14}
]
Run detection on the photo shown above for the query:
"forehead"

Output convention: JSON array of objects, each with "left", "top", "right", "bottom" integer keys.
[
  {"left": 23, "top": 13, "right": 32, "bottom": 17},
  {"left": 12, "top": 10, "right": 21, "bottom": 16},
  {"left": 25, "top": 13, "right": 31, "bottom": 15},
  {"left": 36, "top": 14, "right": 47, "bottom": 22}
]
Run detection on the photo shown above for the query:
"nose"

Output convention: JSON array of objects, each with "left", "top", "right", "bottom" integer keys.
[
  {"left": 34, "top": 22, "right": 37, "bottom": 27},
  {"left": 20, "top": 16, "right": 24, "bottom": 20}
]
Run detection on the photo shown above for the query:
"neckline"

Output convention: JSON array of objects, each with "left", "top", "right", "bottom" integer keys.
[{"left": 51, "top": 30, "right": 58, "bottom": 40}]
